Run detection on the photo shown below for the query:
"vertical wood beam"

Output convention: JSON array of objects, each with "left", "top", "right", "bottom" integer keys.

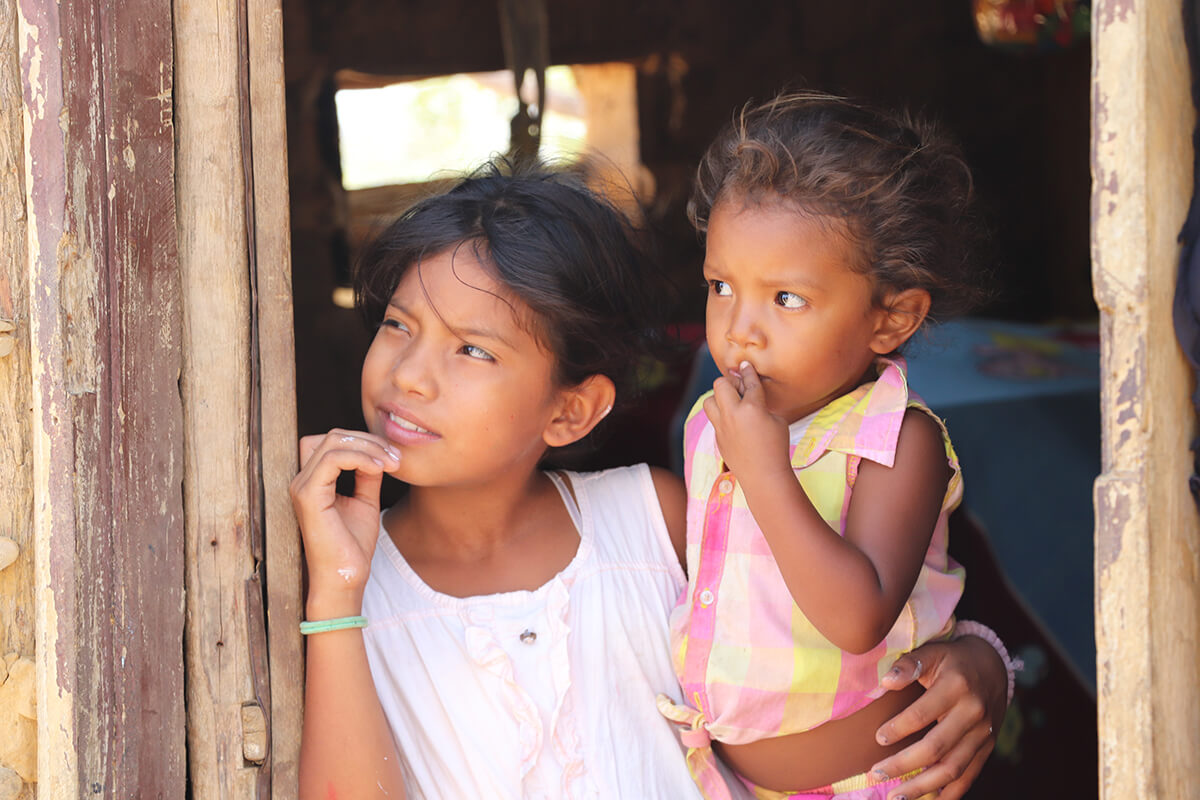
[
  {"left": 0, "top": 0, "right": 34, "bottom": 658},
  {"left": 1092, "top": 0, "right": 1200, "bottom": 796},
  {"left": 18, "top": 0, "right": 186, "bottom": 797},
  {"left": 246, "top": 2, "right": 304, "bottom": 796},
  {"left": 0, "top": 0, "right": 35, "bottom": 791},
  {"left": 176, "top": 0, "right": 303, "bottom": 795},
  {"left": 174, "top": 0, "right": 258, "bottom": 794}
]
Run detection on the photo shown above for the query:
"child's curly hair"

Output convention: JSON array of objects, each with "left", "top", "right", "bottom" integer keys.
[{"left": 690, "top": 90, "right": 988, "bottom": 322}]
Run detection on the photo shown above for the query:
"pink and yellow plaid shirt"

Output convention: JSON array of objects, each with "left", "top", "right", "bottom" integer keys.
[{"left": 661, "top": 357, "right": 964, "bottom": 763}]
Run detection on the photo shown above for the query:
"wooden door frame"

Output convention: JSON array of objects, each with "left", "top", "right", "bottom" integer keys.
[
  {"left": 173, "top": 0, "right": 303, "bottom": 796},
  {"left": 1092, "top": 0, "right": 1200, "bottom": 796}
]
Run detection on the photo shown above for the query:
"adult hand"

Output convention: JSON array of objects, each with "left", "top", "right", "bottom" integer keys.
[{"left": 870, "top": 636, "right": 1006, "bottom": 799}]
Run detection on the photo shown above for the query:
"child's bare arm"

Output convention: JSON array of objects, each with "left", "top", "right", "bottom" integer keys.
[
  {"left": 706, "top": 365, "right": 949, "bottom": 654},
  {"left": 291, "top": 430, "right": 406, "bottom": 799},
  {"left": 650, "top": 466, "right": 688, "bottom": 569}
]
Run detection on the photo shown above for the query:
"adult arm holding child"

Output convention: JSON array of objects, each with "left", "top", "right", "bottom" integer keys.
[
  {"left": 874, "top": 635, "right": 1007, "bottom": 799},
  {"left": 290, "top": 429, "right": 406, "bottom": 800}
]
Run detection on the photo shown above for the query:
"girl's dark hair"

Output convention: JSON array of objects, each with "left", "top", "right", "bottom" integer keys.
[
  {"left": 690, "top": 90, "right": 988, "bottom": 323},
  {"left": 354, "top": 159, "right": 670, "bottom": 455}
]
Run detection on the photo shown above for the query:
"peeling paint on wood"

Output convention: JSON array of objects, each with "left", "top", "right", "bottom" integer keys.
[
  {"left": 1097, "top": 0, "right": 1136, "bottom": 30},
  {"left": 18, "top": 0, "right": 186, "bottom": 796},
  {"left": 17, "top": 0, "right": 82, "bottom": 793},
  {"left": 1092, "top": 0, "right": 1200, "bottom": 796}
]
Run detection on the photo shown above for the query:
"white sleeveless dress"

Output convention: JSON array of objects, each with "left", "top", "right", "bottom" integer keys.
[{"left": 361, "top": 464, "right": 745, "bottom": 799}]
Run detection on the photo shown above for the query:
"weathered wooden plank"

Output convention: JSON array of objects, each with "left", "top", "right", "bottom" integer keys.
[
  {"left": 20, "top": 0, "right": 84, "bottom": 793},
  {"left": 246, "top": 1, "right": 305, "bottom": 796},
  {"left": 93, "top": 2, "right": 186, "bottom": 795},
  {"left": 1092, "top": 0, "right": 1200, "bottom": 796},
  {"left": 0, "top": 0, "right": 33, "bottom": 659},
  {"left": 174, "top": 0, "right": 262, "bottom": 795},
  {"left": 0, "top": 1, "right": 36, "bottom": 797},
  {"left": 19, "top": 0, "right": 187, "bottom": 796}
]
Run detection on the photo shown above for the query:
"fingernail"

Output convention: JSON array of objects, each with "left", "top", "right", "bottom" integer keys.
[
  {"left": 386, "top": 447, "right": 401, "bottom": 461},
  {"left": 877, "top": 732, "right": 889, "bottom": 745},
  {"left": 872, "top": 768, "right": 889, "bottom": 781},
  {"left": 886, "top": 666, "right": 901, "bottom": 678},
  {"left": 739, "top": 360, "right": 751, "bottom": 370},
  {"left": 372, "top": 457, "right": 385, "bottom": 467}
]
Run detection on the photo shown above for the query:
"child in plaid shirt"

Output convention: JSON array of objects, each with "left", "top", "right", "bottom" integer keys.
[{"left": 659, "top": 92, "right": 992, "bottom": 800}]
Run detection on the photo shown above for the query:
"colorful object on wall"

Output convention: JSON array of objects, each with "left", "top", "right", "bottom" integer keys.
[{"left": 973, "top": 0, "right": 1091, "bottom": 51}]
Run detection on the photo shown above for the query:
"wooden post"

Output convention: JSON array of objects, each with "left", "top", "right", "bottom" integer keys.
[
  {"left": 175, "top": 0, "right": 302, "bottom": 795},
  {"left": 18, "top": 0, "right": 187, "bottom": 797},
  {"left": 247, "top": 2, "right": 304, "bottom": 796},
  {"left": 1092, "top": 0, "right": 1200, "bottom": 795}
]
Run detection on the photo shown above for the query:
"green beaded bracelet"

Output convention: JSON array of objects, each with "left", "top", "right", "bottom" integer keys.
[{"left": 299, "top": 615, "right": 367, "bottom": 635}]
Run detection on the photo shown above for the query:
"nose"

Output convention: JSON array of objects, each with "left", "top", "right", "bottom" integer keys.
[
  {"left": 725, "top": 300, "right": 765, "bottom": 349},
  {"left": 389, "top": 338, "right": 438, "bottom": 398}
]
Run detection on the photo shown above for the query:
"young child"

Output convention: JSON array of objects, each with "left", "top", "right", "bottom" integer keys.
[
  {"left": 290, "top": 161, "right": 1004, "bottom": 800},
  {"left": 658, "top": 92, "right": 990, "bottom": 800}
]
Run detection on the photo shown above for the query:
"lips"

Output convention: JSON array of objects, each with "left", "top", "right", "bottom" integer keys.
[
  {"left": 389, "top": 411, "right": 431, "bottom": 434},
  {"left": 727, "top": 362, "right": 768, "bottom": 382},
  {"left": 380, "top": 406, "right": 439, "bottom": 442}
]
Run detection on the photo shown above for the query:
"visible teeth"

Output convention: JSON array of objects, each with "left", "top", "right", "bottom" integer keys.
[{"left": 390, "top": 412, "right": 430, "bottom": 434}]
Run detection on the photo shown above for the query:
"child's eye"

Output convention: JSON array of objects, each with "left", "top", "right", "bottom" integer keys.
[
  {"left": 709, "top": 279, "right": 732, "bottom": 297},
  {"left": 776, "top": 291, "right": 807, "bottom": 309},
  {"left": 381, "top": 318, "right": 411, "bottom": 333},
  {"left": 460, "top": 344, "right": 495, "bottom": 362}
]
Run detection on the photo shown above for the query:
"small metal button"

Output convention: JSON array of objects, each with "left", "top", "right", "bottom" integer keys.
[
  {"left": 699, "top": 589, "right": 715, "bottom": 607},
  {"left": 519, "top": 629, "right": 537, "bottom": 645}
]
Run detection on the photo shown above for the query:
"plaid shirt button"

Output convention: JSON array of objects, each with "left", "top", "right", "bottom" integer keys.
[
  {"left": 699, "top": 589, "right": 715, "bottom": 606},
  {"left": 718, "top": 479, "right": 733, "bottom": 494}
]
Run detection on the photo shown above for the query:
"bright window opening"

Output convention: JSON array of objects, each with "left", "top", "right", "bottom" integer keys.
[{"left": 335, "top": 66, "right": 590, "bottom": 190}]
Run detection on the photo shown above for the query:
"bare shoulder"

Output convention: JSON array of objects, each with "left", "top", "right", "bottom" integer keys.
[
  {"left": 648, "top": 466, "right": 687, "bottom": 569},
  {"left": 895, "top": 408, "right": 952, "bottom": 476}
]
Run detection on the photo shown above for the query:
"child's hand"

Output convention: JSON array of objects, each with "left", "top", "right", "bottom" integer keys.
[
  {"left": 703, "top": 361, "right": 791, "bottom": 484},
  {"left": 289, "top": 429, "right": 401, "bottom": 615}
]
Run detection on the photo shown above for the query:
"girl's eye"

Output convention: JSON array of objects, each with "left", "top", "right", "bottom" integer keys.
[
  {"left": 381, "top": 318, "right": 410, "bottom": 333},
  {"left": 709, "top": 279, "right": 732, "bottom": 297},
  {"left": 460, "top": 344, "right": 495, "bottom": 362},
  {"left": 776, "top": 291, "right": 807, "bottom": 309}
]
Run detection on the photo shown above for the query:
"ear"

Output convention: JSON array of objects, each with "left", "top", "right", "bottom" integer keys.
[
  {"left": 869, "top": 288, "right": 931, "bottom": 354},
  {"left": 543, "top": 374, "right": 617, "bottom": 448}
]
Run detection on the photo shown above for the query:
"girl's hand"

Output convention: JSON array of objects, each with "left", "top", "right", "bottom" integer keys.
[
  {"left": 703, "top": 361, "right": 791, "bottom": 483},
  {"left": 290, "top": 429, "right": 401, "bottom": 613},
  {"left": 870, "top": 636, "right": 1007, "bottom": 800}
]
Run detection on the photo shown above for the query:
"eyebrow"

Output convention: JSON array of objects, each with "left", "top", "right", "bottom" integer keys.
[{"left": 387, "top": 298, "right": 516, "bottom": 349}]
